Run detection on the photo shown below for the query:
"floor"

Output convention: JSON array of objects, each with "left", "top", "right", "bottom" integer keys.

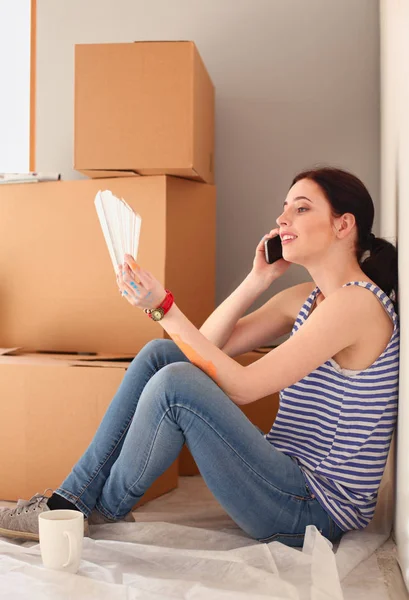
[
  {"left": 136, "top": 477, "right": 409, "bottom": 600},
  {"left": 1, "top": 475, "right": 408, "bottom": 599}
]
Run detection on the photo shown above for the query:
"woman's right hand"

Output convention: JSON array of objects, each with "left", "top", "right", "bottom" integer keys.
[{"left": 250, "top": 228, "right": 291, "bottom": 287}]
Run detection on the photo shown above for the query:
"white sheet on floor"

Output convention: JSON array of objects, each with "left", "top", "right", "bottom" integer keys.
[{"left": 0, "top": 522, "right": 390, "bottom": 600}]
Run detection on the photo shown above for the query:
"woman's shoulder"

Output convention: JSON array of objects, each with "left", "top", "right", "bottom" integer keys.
[{"left": 286, "top": 279, "right": 387, "bottom": 323}]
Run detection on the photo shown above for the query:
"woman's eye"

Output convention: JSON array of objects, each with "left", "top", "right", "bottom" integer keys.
[{"left": 297, "top": 207, "right": 308, "bottom": 213}]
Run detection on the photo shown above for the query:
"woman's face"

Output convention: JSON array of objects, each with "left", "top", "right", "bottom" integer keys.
[{"left": 276, "top": 178, "right": 343, "bottom": 264}]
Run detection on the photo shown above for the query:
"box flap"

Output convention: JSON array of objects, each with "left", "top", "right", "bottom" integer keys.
[
  {"left": 31, "top": 352, "right": 135, "bottom": 361},
  {"left": 70, "top": 354, "right": 134, "bottom": 361},
  {"left": 0, "top": 352, "right": 133, "bottom": 368},
  {"left": 77, "top": 169, "right": 141, "bottom": 179},
  {"left": 0, "top": 348, "right": 22, "bottom": 356},
  {"left": 253, "top": 346, "right": 276, "bottom": 354},
  {"left": 71, "top": 360, "right": 130, "bottom": 368},
  {"left": 132, "top": 40, "right": 192, "bottom": 44}
]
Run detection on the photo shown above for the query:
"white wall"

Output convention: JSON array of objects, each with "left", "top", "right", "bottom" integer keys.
[
  {"left": 0, "top": 0, "right": 31, "bottom": 173},
  {"left": 35, "top": 0, "right": 380, "bottom": 325},
  {"left": 381, "top": 0, "right": 409, "bottom": 591}
]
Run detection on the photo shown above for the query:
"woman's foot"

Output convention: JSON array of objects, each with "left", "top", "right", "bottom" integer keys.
[
  {"left": 0, "top": 491, "right": 134, "bottom": 541},
  {"left": 0, "top": 490, "right": 54, "bottom": 541},
  {"left": 0, "top": 490, "right": 89, "bottom": 541}
]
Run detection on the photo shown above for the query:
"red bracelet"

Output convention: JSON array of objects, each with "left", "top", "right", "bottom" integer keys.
[{"left": 144, "top": 290, "right": 174, "bottom": 321}]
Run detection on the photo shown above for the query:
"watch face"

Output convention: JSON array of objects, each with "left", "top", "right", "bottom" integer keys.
[{"left": 151, "top": 308, "right": 165, "bottom": 321}]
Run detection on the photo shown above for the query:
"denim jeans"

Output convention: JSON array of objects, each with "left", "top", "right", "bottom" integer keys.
[{"left": 57, "top": 339, "right": 343, "bottom": 546}]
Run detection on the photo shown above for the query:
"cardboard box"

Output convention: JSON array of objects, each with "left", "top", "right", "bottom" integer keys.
[
  {"left": 0, "top": 353, "right": 178, "bottom": 506},
  {"left": 179, "top": 349, "right": 280, "bottom": 476},
  {"left": 75, "top": 41, "right": 215, "bottom": 184},
  {"left": 0, "top": 176, "right": 216, "bottom": 354}
]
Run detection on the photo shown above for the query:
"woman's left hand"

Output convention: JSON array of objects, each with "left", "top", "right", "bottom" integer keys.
[{"left": 117, "top": 254, "right": 167, "bottom": 310}]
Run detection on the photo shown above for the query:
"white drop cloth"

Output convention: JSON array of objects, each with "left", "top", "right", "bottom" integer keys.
[
  {"left": 0, "top": 468, "right": 397, "bottom": 599},
  {"left": 0, "top": 521, "right": 390, "bottom": 600}
]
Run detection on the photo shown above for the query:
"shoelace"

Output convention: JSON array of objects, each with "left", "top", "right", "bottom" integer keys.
[{"left": 10, "top": 488, "right": 53, "bottom": 516}]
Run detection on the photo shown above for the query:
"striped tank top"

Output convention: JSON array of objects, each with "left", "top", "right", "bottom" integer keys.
[{"left": 265, "top": 281, "right": 399, "bottom": 531}]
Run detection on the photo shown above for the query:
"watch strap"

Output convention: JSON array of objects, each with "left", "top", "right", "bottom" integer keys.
[{"left": 144, "top": 290, "right": 174, "bottom": 320}]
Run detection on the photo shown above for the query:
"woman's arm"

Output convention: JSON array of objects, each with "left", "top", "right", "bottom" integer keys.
[
  {"left": 119, "top": 255, "right": 253, "bottom": 404},
  {"left": 159, "top": 286, "right": 365, "bottom": 405},
  {"left": 199, "top": 228, "right": 291, "bottom": 349},
  {"left": 161, "top": 301, "right": 246, "bottom": 400},
  {"left": 198, "top": 272, "right": 270, "bottom": 349},
  {"left": 119, "top": 258, "right": 366, "bottom": 406}
]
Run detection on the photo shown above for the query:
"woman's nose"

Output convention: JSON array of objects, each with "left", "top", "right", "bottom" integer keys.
[{"left": 276, "top": 211, "right": 289, "bottom": 227}]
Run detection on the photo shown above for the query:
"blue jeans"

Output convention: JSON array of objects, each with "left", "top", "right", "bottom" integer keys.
[{"left": 57, "top": 339, "right": 343, "bottom": 546}]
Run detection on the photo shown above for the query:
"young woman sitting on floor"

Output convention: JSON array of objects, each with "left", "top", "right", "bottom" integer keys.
[{"left": 0, "top": 166, "right": 399, "bottom": 547}]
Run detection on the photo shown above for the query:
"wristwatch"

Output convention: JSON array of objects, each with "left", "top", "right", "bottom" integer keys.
[{"left": 144, "top": 290, "right": 174, "bottom": 321}]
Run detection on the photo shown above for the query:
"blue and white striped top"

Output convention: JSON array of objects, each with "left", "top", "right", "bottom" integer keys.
[{"left": 265, "top": 281, "right": 399, "bottom": 531}]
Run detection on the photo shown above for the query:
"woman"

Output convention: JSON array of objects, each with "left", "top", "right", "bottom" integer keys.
[{"left": 0, "top": 167, "right": 399, "bottom": 547}]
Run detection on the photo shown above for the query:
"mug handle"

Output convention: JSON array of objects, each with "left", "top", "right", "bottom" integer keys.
[{"left": 62, "top": 530, "right": 75, "bottom": 567}]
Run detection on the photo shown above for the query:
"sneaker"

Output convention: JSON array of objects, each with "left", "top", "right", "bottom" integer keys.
[
  {"left": 88, "top": 508, "right": 135, "bottom": 526},
  {"left": 0, "top": 490, "right": 89, "bottom": 542}
]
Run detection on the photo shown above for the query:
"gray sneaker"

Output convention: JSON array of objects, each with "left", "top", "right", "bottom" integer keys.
[
  {"left": 0, "top": 490, "right": 89, "bottom": 542},
  {"left": 88, "top": 508, "right": 135, "bottom": 526}
]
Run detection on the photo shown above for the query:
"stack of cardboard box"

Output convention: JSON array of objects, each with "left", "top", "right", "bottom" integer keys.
[{"left": 0, "top": 41, "right": 278, "bottom": 502}]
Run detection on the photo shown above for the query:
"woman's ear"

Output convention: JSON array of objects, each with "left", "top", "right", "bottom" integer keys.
[{"left": 335, "top": 213, "right": 356, "bottom": 240}]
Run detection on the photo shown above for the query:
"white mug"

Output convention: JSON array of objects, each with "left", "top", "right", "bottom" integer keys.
[{"left": 39, "top": 509, "right": 84, "bottom": 573}]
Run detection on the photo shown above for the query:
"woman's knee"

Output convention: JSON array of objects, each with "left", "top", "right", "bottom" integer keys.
[
  {"left": 159, "top": 362, "right": 209, "bottom": 385},
  {"left": 142, "top": 362, "right": 217, "bottom": 411},
  {"left": 134, "top": 362, "right": 189, "bottom": 414},
  {"left": 129, "top": 339, "right": 185, "bottom": 368},
  {"left": 140, "top": 338, "right": 177, "bottom": 355}
]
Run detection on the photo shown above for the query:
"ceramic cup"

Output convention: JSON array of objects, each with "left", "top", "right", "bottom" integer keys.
[{"left": 39, "top": 509, "right": 84, "bottom": 573}]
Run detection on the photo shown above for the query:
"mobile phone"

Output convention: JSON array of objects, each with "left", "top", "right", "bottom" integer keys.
[{"left": 264, "top": 236, "right": 283, "bottom": 264}]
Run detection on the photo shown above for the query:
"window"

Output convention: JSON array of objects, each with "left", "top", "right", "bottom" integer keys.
[{"left": 0, "top": 0, "right": 32, "bottom": 172}]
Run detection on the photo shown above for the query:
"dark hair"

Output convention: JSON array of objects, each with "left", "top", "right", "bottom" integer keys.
[{"left": 291, "top": 166, "right": 399, "bottom": 314}]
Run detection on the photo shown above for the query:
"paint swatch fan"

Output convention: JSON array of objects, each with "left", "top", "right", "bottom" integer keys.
[{"left": 94, "top": 190, "right": 142, "bottom": 273}]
